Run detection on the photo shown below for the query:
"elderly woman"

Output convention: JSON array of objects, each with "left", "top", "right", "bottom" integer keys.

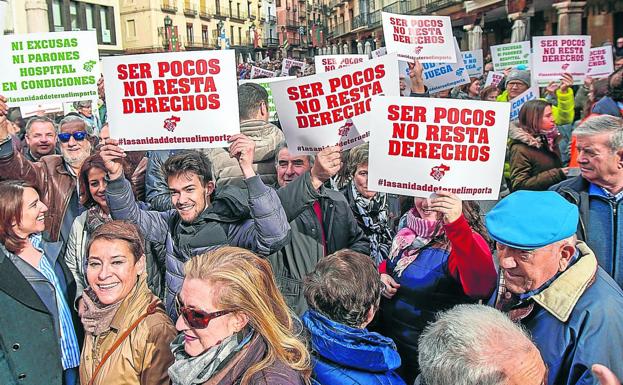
[
  {"left": 79, "top": 220, "right": 175, "bottom": 385},
  {"left": 379, "top": 191, "right": 497, "bottom": 384},
  {"left": 170, "top": 246, "right": 310, "bottom": 385}
]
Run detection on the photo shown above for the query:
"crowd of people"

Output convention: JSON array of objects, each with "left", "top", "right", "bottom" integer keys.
[{"left": 0, "top": 36, "right": 622, "bottom": 385}]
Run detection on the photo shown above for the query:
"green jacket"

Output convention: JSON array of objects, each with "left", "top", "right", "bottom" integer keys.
[{"left": 497, "top": 87, "right": 575, "bottom": 125}]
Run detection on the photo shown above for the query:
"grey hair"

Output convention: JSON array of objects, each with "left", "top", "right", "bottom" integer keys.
[
  {"left": 57, "top": 115, "right": 87, "bottom": 134},
  {"left": 345, "top": 142, "right": 369, "bottom": 177},
  {"left": 418, "top": 304, "right": 538, "bottom": 385},
  {"left": 574, "top": 115, "right": 623, "bottom": 152},
  {"left": 274, "top": 141, "right": 315, "bottom": 167},
  {"left": 24, "top": 116, "right": 56, "bottom": 135}
]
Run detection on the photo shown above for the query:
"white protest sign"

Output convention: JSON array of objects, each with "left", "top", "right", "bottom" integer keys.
[
  {"left": 532, "top": 35, "right": 591, "bottom": 85},
  {"left": 509, "top": 85, "right": 539, "bottom": 121},
  {"left": 315, "top": 55, "right": 368, "bottom": 73},
  {"left": 421, "top": 39, "right": 470, "bottom": 94},
  {"left": 461, "top": 49, "right": 484, "bottom": 77},
  {"left": 270, "top": 53, "right": 400, "bottom": 155},
  {"left": 484, "top": 71, "right": 504, "bottom": 88},
  {"left": 370, "top": 47, "right": 387, "bottom": 58},
  {"left": 102, "top": 50, "right": 239, "bottom": 151},
  {"left": 250, "top": 66, "right": 276, "bottom": 79},
  {"left": 240, "top": 76, "right": 295, "bottom": 122},
  {"left": 368, "top": 96, "right": 511, "bottom": 200},
  {"left": 587, "top": 46, "right": 614, "bottom": 79},
  {"left": 382, "top": 12, "right": 456, "bottom": 63},
  {"left": 0, "top": 31, "right": 99, "bottom": 107},
  {"left": 491, "top": 41, "right": 531, "bottom": 71},
  {"left": 281, "top": 58, "right": 304, "bottom": 76},
  {"left": 0, "top": 1, "right": 6, "bottom": 35}
]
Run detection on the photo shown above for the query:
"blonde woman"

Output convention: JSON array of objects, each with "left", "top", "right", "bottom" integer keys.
[{"left": 169, "top": 246, "right": 311, "bottom": 385}]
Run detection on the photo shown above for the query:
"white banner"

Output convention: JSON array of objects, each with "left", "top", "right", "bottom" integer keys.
[
  {"left": 532, "top": 35, "right": 591, "bottom": 85},
  {"left": 490, "top": 41, "right": 531, "bottom": 72},
  {"left": 370, "top": 47, "right": 387, "bottom": 59},
  {"left": 281, "top": 58, "right": 304, "bottom": 76},
  {"left": 483, "top": 71, "right": 504, "bottom": 88},
  {"left": 240, "top": 76, "right": 295, "bottom": 122},
  {"left": 250, "top": 66, "right": 276, "bottom": 79},
  {"left": 270, "top": 53, "right": 400, "bottom": 155},
  {"left": 0, "top": 31, "right": 99, "bottom": 107},
  {"left": 587, "top": 46, "right": 614, "bottom": 79},
  {"left": 382, "top": 12, "right": 456, "bottom": 63},
  {"left": 315, "top": 55, "right": 368, "bottom": 73},
  {"left": 368, "top": 96, "right": 511, "bottom": 200},
  {"left": 102, "top": 50, "right": 240, "bottom": 151},
  {"left": 421, "top": 39, "right": 470, "bottom": 94},
  {"left": 461, "top": 49, "right": 484, "bottom": 77},
  {"left": 509, "top": 85, "right": 540, "bottom": 121}
]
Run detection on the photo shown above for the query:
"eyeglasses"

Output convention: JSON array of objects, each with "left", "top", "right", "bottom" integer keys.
[
  {"left": 175, "top": 294, "right": 234, "bottom": 329},
  {"left": 58, "top": 131, "right": 88, "bottom": 143}
]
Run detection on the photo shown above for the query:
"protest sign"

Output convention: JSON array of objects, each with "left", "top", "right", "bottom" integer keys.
[
  {"left": 102, "top": 50, "right": 239, "bottom": 151},
  {"left": 0, "top": 31, "right": 99, "bottom": 107},
  {"left": 250, "top": 66, "right": 276, "bottom": 79},
  {"left": 368, "top": 96, "right": 510, "bottom": 200},
  {"left": 315, "top": 55, "right": 368, "bottom": 73},
  {"left": 490, "top": 41, "right": 531, "bottom": 71},
  {"left": 240, "top": 76, "right": 295, "bottom": 122},
  {"left": 0, "top": 1, "right": 6, "bottom": 35},
  {"left": 281, "top": 58, "right": 304, "bottom": 76},
  {"left": 382, "top": 12, "right": 456, "bottom": 63},
  {"left": 509, "top": 85, "right": 539, "bottom": 121},
  {"left": 270, "top": 53, "right": 400, "bottom": 155},
  {"left": 532, "top": 35, "right": 591, "bottom": 85},
  {"left": 370, "top": 47, "right": 387, "bottom": 58},
  {"left": 483, "top": 71, "right": 504, "bottom": 88},
  {"left": 421, "top": 38, "right": 470, "bottom": 94},
  {"left": 461, "top": 49, "right": 484, "bottom": 77},
  {"left": 587, "top": 46, "right": 614, "bottom": 79}
]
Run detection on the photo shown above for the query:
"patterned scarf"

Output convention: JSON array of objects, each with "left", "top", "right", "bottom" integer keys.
[
  {"left": 80, "top": 286, "right": 124, "bottom": 336},
  {"left": 85, "top": 205, "right": 112, "bottom": 234},
  {"left": 540, "top": 127, "right": 559, "bottom": 153}
]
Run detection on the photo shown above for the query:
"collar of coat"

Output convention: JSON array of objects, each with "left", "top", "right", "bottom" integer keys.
[{"left": 508, "top": 122, "right": 544, "bottom": 149}]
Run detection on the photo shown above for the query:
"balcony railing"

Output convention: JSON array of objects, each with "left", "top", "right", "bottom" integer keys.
[
  {"left": 250, "top": 10, "right": 257, "bottom": 20},
  {"left": 184, "top": 6, "right": 197, "bottom": 17},
  {"left": 382, "top": 1, "right": 408, "bottom": 14},
  {"left": 161, "top": 0, "right": 177, "bottom": 13},
  {"left": 288, "top": 35, "right": 301, "bottom": 46},
  {"left": 286, "top": 17, "right": 298, "bottom": 27},
  {"left": 351, "top": 14, "right": 369, "bottom": 30},
  {"left": 230, "top": 8, "right": 248, "bottom": 21},
  {"left": 215, "top": 6, "right": 228, "bottom": 19},
  {"left": 268, "top": 15, "right": 277, "bottom": 24},
  {"left": 199, "top": 5, "right": 212, "bottom": 19},
  {"left": 369, "top": 10, "right": 381, "bottom": 27},
  {"left": 264, "top": 37, "right": 279, "bottom": 46},
  {"left": 185, "top": 41, "right": 205, "bottom": 50},
  {"left": 334, "top": 20, "right": 352, "bottom": 37},
  {"left": 425, "top": 0, "right": 462, "bottom": 12}
]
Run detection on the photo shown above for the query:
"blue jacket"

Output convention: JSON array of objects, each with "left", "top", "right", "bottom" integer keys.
[
  {"left": 302, "top": 310, "right": 406, "bottom": 385},
  {"left": 591, "top": 96, "right": 622, "bottom": 117}
]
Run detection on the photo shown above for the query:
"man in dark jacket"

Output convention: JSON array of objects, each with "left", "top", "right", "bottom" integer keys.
[
  {"left": 592, "top": 67, "right": 623, "bottom": 118},
  {"left": 272, "top": 142, "right": 369, "bottom": 315}
]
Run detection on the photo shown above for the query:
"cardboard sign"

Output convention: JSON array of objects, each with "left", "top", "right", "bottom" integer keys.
[
  {"left": 368, "top": 96, "right": 511, "bottom": 200},
  {"left": 382, "top": 12, "right": 456, "bottom": 63},
  {"left": 587, "top": 46, "right": 614, "bottom": 79},
  {"left": 490, "top": 41, "right": 531, "bottom": 71},
  {"left": 371, "top": 47, "right": 387, "bottom": 58},
  {"left": 240, "top": 76, "right": 295, "bottom": 122},
  {"left": 509, "top": 86, "right": 540, "bottom": 121},
  {"left": 421, "top": 39, "right": 470, "bottom": 94},
  {"left": 0, "top": 31, "right": 99, "bottom": 107},
  {"left": 102, "top": 50, "right": 239, "bottom": 151},
  {"left": 250, "top": 66, "right": 276, "bottom": 79},
  {"left": 315, "top": 55, "right": 368, "bottom": 73},
  {"left": 461, "top": 49, "right": 484, "bottom": 77},
  {"left": 281, "top": 58, "right": 304, "bottom": 76},
  {"left": 532, "top": 35, "right": 591, "bottom": 85},
  {"left": 484, "top": 71, "right": 504, "bottom": 88},
  {"left": 270, "top": 53, "right": 400, "bottom": 155}
]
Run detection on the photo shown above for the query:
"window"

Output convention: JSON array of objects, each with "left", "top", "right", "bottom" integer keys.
[
  {"left": 127, "top": 19, "right": 136, "bottom": 38},
  {"left": 69, "top": 1, "right": 79, "bottom": 31},
  {"left": 52, "top": 0, "right": 63, "bottom": 32},
  {"left": 100, "top": 8, "right": 112, "bottom": 43},
  {"left": 85, "top": 4, "right": 96, "bottom": 30},
  {"left": 202, "top": 25, "right": 209, "bottom": 44},
  {"left": 238, "top": 27, "right": 242, "bottom": 44},
  {"left": 230, "top": 26, "right": 235, "bottom": 44},
  {"left": 187, "top": 23, "right": 194, "bottom": 44},
  {"left": 237, "top": 3, "right": 241, "bottom": 18}
]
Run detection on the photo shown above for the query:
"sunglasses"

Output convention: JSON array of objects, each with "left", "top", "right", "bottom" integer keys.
[
  {"left": 175, "top": 294, "right": 234, "bottom": 329},
  {"left": 58, "top": 131, "right": 88, "bottom": 143}
]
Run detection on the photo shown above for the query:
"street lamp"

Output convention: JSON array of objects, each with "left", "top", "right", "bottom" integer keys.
[
  {"left": 217, "top": 20, "right": 224, "bottom": 48},
  {"left": 249, "top": 23, "right": 256, "bottom": 47}
]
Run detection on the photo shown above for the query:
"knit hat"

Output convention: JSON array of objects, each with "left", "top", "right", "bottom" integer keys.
[
  {"left": 485, "top": 191, "right": 579, "bottom": 250},
  {"left": 505, "top": 69, "right": 531, "bottom": 87}
]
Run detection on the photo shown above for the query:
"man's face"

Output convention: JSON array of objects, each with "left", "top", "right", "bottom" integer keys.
[
  {"left": 503, "top": 345, "right": 548, "bottom": 385},
  {"left": 59, "top": 120, "right": 91, "bottom": 168},
  {"left": 276, "top": 147, "right": 311, "bottom": 187},
  {"left": 615, "top": 57, "right": 623, "bottom": 71},
  {"left": 168, "top": 172, "right": 214, "bottom": 223},
  {"left": 99, "top": 125, "right": 110, "bottom": 142},
  {"left": 507, "top": 81, "right": 529, "bottom": 99},
  {"left": 26, "top": 121, "right": 57, "bottom": 158},
  {"left": 576, "top": 133, "right": 623, "bottom": 189},
  {"left": 617, "top": 38, "right": 623, "bottom": 48}
]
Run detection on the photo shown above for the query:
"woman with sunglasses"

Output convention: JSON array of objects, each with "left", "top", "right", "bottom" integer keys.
[
  {"left": 80, "top": 220, "right": 175, "bottom": 385},
  {"left": 170, "top": 246, "right": 311, "bottom": 385}
]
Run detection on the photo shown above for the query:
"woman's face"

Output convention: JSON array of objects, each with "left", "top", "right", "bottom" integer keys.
[
  {"left": 414, "top": 197, "right": 439, "bottom": 221},
  {"left": 540, "top": 106, "right": 555, "bottom": 131},
  {"left": 86, "top": 238, "right": 144, "bottom": 305},
  {"left": 14, "top": 187, "right": 47, "bottom": 238},
  {"left": 88, "top": 167, "right": 108, "bottom": 210},
  {"left": 485, "top": 89, "right": 499, "bottom": 101},
  {"left": 176, "top": 278, "right": 246, "bottom": 357},
  {"left": 353, "top": 164, "right": 376, "bottom": 199},
  {"left": 468, "top": 80, "right": 480, "bottom": 96}
]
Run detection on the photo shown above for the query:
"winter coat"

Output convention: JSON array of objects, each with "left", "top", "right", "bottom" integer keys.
[
  {"left": 497, "top": 87, "right": 575, "bottom": 125},
  {"left": 302, "top": 310, "right": 406, "bottom": 385},
  {"left": 592, "top": 96, "right": 623, "bottom": 117},
  {"left": 508, "top": 123, "right": 566, "bottom": 191},
  {"left": 106, "top": 174, "right": 291, "bottom": 319},
  {"left": 341, "top": 183, "right": 402, "bottom": 238},
  {"left": 550, "top": 176, "right": 623, "bottom": 286},
  {"left": 203, "top": 119, "right": 285, "bottom": 188},
  {"left": 80, "top": 276, "right": 175, "bottom": 385},
  {"left": 270, "top": 172, "right": 369, "bottom": 315}
]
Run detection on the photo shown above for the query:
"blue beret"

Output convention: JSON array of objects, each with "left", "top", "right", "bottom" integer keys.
[{"left": 485, "top": 191, "right": 579, "bottom": 250}]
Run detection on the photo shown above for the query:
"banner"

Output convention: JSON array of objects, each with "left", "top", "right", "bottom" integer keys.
[
  {"left": 315, "top": 55, "right": 368, "bottom": 73},
  {"left": 270, "top": 53, "right": 400, "bottom": 155},
  {"left": 509, "top": 85, "right": 539, "bottom": 121},
  {"left": 281, "top": 58, "right": 304, "bottom": 76},
  {"left": 240, "top": 76, "right": 295, "bottom": 122},
  {"left": 421, "top": 38, "right": 469, "bottom": 94},
  {"left": 370, "top": 47, "right": 387, "bottom": 59},
  {"left": 532, "top": 35, "right": 591, "bottom": 85},
  {"left": 382, "top": 12, "right": 456, "bottom": 63},
  {"left": 587, "top": 46, "right": 614, "bottom": 79},
  {"left": 102, "top": 50, "right": 239, "bottom": 151},
  {"left": 490, "top": 41, "right": 531, "bottom": 71},
  {"left": 368, "top": 96, "right": 510, "bottom": 200},
  {"left": 483, "top": 71, "right": 504, "bottom": 88},
  {"left": 0, "top": 31, "right": 99, "bottom": 107},
  {"left": 250, "top": 66, "right": 276, "bottom": 79},
  {"left": 461, "top": 49, "right": 484, "bottom": 77}
]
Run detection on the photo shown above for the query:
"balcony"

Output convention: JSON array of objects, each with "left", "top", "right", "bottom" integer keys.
[
  {"left": 185, "top": 41, "right": 205, "bottom": 50},
  {"left": 288, "top": 35, "right": 301, "bottom": 46},
  {"left": 351, "top": 14, "right": 369, "bottom": 30},
  {"left": 425, "top": 0, "right": 463, "bottom": 12},
  {"left": 161, "top": 0, "right": 177, "bottom": 13},
  {"left": 369, "top": 9, "right": 381, "bottom": 27},
  {"left": 184, "top": 6, "right": 198, "bottom": 17},
  {"left": 230, "top": 9, "right": 248, "bottom": 22},
  {"left": 214, "top": 6, "right": 228, "bottom": 19},
  {"left": 382, "top": 1, "right": 408, "bottom": 14},
  {"left": 286, "top": 17, "right": 298, "bottom": 27},
  {"left": 268, "top": 15, "right": 276, "bottom": 24},
  {"left": 199, "top": 5, "right": 212, "bottom": 19},
  {"left": 264, "top": 37, "right": 279, "bottom": 46},
  {"left": 250, "top": 10, "right": 257, "bottom": 20},
  {"left": 334, "top": 20, "right": 351, "bottom": 37}
]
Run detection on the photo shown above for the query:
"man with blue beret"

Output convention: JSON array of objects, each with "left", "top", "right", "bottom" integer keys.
[{"left": 486, "top": 190, "right": 623, "bottom": 385}]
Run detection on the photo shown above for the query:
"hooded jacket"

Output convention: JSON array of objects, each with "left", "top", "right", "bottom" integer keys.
[
  {"left": 302, "top": 310, "right": 406, "bottom": 385},
  {"left": 591, "top": 96, "right": 623, "bottom": 117},
  {"left": 497, "top": 88, "right": 575, "bottom": 125}
]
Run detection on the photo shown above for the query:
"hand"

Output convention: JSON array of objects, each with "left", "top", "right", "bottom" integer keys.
[
  {"left": 583, "top": 75, "right": 593, "bottom": 89},
  {"left": 545, "top": 81, "right": 560, "bottom": 96},
  {"left": 228, "top": 134, "right": 256, "bottom": 178},
  {"left": 561, "top": 167, "right": 570, "bottom": 176},
  {"left": 97, "top": 76, "right": 106, "bottom": 101},
  {"left": 428, "top": 190, "right": 463, "bottom": 224},
  {"left": 503, "top": 67, "right": 512, "bottom": 77},
  {"left": 559, "top": 73, "right": 574, "bottom": 93},
  {"left": 593, "top": 364, "right": 621, "bottom": 385},
  {"left": 77, "top": 297, "right": 87, "bottom": 318},
  {"left": 381, "top": 274, "right": 400, "bottom": 299},
  {"left": 99, "top": 138, "right": 126, "bottom": 180},
  {"left": 310, "top": 146, "right": 341, "bottom": 190},
  {"left": 408, "top": 59, "right": 425, "bottom": 94}
]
